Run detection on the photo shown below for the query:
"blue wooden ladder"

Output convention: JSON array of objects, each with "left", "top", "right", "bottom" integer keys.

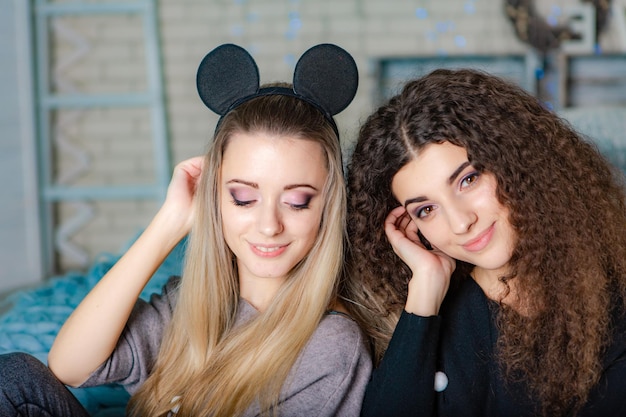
[{"left": 33, "top": 0, "right": 171, "bottom": 275}]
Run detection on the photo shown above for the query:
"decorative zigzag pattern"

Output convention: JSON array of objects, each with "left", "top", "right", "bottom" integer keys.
[{"left": 50, "top": 18, "right": 94, "bottom": 268}]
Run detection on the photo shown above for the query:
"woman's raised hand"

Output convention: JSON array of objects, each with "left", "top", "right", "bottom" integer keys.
[
  {"left": 48, "top": 155, "right": 206, "bottom": 386},
  {"left": 161, "top": 156, "right": 205, "bottom": 235},
  {"left": 384, "top": 206, "right": 455, "bottom": 316}
]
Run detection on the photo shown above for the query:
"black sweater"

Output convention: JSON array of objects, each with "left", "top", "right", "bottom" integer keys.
[{"left": 361, "top": 277, "right": 626, "bottom": 417}]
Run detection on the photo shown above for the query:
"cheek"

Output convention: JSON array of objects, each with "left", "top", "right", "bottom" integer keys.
[
  {"left": 219, "top": 196, "right": 232, "bottom": 221},
  {"left": 220, "top": 217, "right": 236, "bottom": 243},
  {"left": 290, "top": 211, "right": 322, "bottom": 241},
  {"left": 418, "top": 223, "right": 442, "bottom": 247},
  {"left": 416, "top": 215, "right": 455, "bottom": 251},
  {"left": 220, "top": 206, "right": 247, "bottom": 237}
]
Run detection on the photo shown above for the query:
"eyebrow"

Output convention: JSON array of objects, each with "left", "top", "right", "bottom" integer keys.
[
  {"left": 226, "top": 179, "right": 319, "bottom": 192},
  {"left": 403, "top": 160, "right": 471, "bottom": 208},
  {"left": 285, "top": 183, "right": 319, "bottom": 192},
  {"left": 448, "top": 161, "right": 471, "bottom": 184}
]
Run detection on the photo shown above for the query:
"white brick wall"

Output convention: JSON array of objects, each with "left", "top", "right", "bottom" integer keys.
[{"left": 48, "top": 0, "right": 626, "bottom": 270}]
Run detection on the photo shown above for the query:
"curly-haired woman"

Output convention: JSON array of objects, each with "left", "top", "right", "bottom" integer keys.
[{"left": 347, "top": 68, "right": 626, "bottom": 417}]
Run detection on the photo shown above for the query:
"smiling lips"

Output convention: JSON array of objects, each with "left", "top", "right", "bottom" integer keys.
[
  {"left": 250, "top": 243, "right": 289, "bottom": 258},
  {"left": 462, "top": 223, "right": 495, "bottom": 252}
]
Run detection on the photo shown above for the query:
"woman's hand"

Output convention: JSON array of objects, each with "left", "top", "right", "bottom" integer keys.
[
  {"left": 384, "top": 206, "right": 455, "bottom": 316},
  {"left": 48, "top": 155, "right": 205, "bottom": 386},
  {"left": 160, "top": 156, "right": 205, "bottom": 235}
]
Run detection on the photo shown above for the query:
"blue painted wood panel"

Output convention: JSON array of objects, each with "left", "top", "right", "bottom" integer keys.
[{"left": 0, "top": 0, "right": 44, "bottom": 293}]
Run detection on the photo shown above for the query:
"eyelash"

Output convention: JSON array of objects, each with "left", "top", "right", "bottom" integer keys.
[
  {"left": 460, "top": 171, "right": 480, "bottom": 188},
  {"left": 415, "top": 206, "right": 433, "bottom": 219},
  {"left": 413, "top": 171, "right": 481, "bottom": 218},
  {"left": 231, "top": 197, "right": 252, "bottom": 207},
  {"left": 230, "top": 197, "right": 312, "bottom": 210},
  {"left": 290, "top": 197, "right": 311, "bottom": 210}
]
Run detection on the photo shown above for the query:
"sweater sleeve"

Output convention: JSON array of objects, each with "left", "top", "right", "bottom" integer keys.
[
  {"left": 78, "top": 276, "right": 180, "bottom": 394},
  {"left": 258, "top": 313, "right": 372, "bottom": 417},
  {"left": 361, "top": 311, "right": 441, "bottom": 417}
]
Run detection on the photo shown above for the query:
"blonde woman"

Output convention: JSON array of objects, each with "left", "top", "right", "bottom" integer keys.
[{"left": 0, "top": 44, "right": 371, "bottom": 416}]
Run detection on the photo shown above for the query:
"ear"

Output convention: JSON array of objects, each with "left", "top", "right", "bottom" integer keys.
[
  {"left": 196, "top": 44, "right": 260, "bottom": 115},
  {"left": 293, "top": 43, "right": 358, "bottom": 116}
]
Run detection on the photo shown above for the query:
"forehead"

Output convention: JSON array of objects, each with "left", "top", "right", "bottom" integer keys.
[
  {"left": 392, "top": 142, "right": 468, "bottom": 199},
  {"left": 221, "top": 131, "right": 328, "bottom": 183}
]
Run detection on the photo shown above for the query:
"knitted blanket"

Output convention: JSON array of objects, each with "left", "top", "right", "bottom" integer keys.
[{"left": 0, "top": 236, "right": 186, "bottom": 416}]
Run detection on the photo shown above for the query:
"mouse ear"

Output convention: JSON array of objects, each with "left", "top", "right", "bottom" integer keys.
[
  {"left": 196, "top": 44, "right": 260, "bottom": 115},
  {"left": 293, "top": 43, "right": 358, "bottom": 116}
]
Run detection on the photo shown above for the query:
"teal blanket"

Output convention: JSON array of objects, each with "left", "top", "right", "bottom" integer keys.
[{"left": 0, "top": 236, "right": 186, "bottom": 416}]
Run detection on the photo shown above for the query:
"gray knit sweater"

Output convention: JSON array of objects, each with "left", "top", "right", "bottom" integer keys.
[{"left": 81, "top": 277, "right": 372, "bottom": 416}]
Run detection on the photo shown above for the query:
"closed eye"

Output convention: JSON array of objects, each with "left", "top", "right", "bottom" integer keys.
[
  {"left": 286, "top": 195, "right": 312, "bottom": 210},
  {"left": 228, "top": 187, "right": 258, "bottom": 207},
  {"left": 232, "top": 197, "right": 254, "bottom": 207}
]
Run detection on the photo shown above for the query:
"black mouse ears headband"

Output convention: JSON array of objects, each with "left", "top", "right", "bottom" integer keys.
[{"left": 196, "top": 43, "right": 358, "bottom": 138}]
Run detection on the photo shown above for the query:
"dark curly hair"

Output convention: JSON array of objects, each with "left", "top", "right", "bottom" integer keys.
[{"left": 346, "top": 68, "right": 626, "bottom": 416}]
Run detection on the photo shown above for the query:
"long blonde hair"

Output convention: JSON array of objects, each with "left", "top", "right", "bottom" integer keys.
[{"left": 127, "top": 89, "right": 347, "bottom": 416}]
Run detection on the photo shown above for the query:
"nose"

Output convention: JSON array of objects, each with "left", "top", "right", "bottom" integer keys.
[
  {"left": 447, "top": 204, "right": 477, "bottom": 235},
  {"left": 258, "top": 202, "right": 284, "bottom": 236}
]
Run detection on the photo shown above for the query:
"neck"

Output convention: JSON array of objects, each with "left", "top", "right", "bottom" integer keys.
[
  {"left": 238, "top": 274, "right": 286, "bottom": 312},
  {"left": 471, "top": 267, "right": 512, "bottom": 302},
  {"left": 471, "top": 267, "right": 531, "bottom": 315}
]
